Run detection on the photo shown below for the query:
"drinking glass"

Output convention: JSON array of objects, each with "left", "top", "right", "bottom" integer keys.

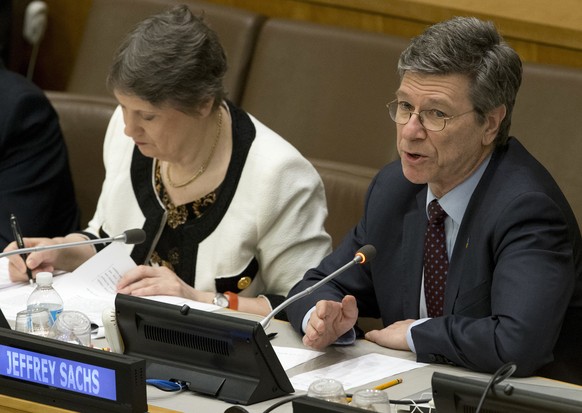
[
  {"left": 48, "top": 310, "right": 92, "bottom": 346},
  {"left": 307, "top": 378, "right": 348, "bottom": 404},
  {"left": 15, "top": 307, "right": 51, "bottom": 337},
  {"left": 350, "top": 388, "right": 391, "bottom": 412}
]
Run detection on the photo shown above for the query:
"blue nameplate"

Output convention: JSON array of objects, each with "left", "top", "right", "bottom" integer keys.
[{"left": 0, "top": 329, "right": 146, "bottom": 413}]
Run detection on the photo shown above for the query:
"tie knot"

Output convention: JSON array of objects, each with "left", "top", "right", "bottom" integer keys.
[{"left": 427, "top": 200, "right": 447, "bottom": 224}]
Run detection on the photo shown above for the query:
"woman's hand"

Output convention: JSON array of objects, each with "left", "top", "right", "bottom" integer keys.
[
  {"left": 117, "top": 266, "right": 273, "bottom": 316},
  {"left": 117, "top": 265, "right": 212, "bottom": 302},
  {"left": 5, "top": 238, "right": 42, "bottom": 282},
  {"left": 6, "top": 237, "right": 62, "bottom": 282},
  {"left": 5, "top": 234, "right": 96, "bottom": 282}
]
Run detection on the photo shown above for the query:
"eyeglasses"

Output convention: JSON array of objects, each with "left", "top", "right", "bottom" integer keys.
[{"left": 386, "top": 99, "right": 475, "bottom": 132}]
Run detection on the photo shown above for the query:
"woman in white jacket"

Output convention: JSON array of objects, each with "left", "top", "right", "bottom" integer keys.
[{"left": 8, "top": 5, "right": 331, "bottom": 317}]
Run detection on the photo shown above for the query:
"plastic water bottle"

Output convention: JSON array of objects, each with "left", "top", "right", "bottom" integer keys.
[{"left": 27, "top": 272, "right": 63, "bottom": 325}]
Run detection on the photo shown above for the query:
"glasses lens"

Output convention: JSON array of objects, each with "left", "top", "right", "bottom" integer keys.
[
  {"left": 420, "top": 111, "right": 445, "bottom": 131},
  {"left": 387, "top": 101, "right": 408, "bottom": 125},
  {"left": 387, "top": 101, "right": 447, "bottom": 131}
]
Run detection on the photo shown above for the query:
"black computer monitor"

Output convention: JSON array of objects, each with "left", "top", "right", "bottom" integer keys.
[
  {"left": 115, "top": 294, "right": 294, "bottom": 405},
  {"left": 432, "top": 371, "right": 582, "bottom": 413},
  {"left": 0, "top": 307, "right": 10, "bottom": 329}
]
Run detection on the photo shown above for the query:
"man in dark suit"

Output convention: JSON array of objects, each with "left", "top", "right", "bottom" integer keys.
[
  {"left": 287, "top": 17, "right": 582, "bottom": 384},
  {"left": 0, "top": 0, "right": 10, "bottom": 66},
  {"left": 0, "top": 65, "right": 79, "bottom": 250}
]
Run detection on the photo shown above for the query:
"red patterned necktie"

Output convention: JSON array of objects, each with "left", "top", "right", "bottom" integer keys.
[{"left": 423, "top": 199, "right": 449, "bottom": 318}]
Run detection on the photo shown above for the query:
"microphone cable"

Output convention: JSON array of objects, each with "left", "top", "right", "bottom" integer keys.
[
  {"left": 146, "top": 379, "right": 188, "bottom": 392},
  {"left": 474, "top": 362, "right": 517, "bottom": 413},
  {"left": 223, "top": 394, "right": 435, "bottom": 413}
]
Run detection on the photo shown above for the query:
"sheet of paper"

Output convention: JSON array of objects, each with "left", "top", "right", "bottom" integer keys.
[
  {"left": 0, "top": 257, "right": 27, "bottom": 290},
  {"left": 289, "top": 352, "right": 427, "bottom": 391},
  {"left": 273, "top": 346, "right": 325, "bottom": 371},
  {"left": 0, "top": 281, "right": 36, "bottom": 321},
  {"left": 143, "top": 295, "right": 220, "bottom": 312},
  {"left": 0, "top": 243, "right": 221, "bottom": 334},
  {"left": 0, "top": 243, "right": 135, "bottom": 325}
]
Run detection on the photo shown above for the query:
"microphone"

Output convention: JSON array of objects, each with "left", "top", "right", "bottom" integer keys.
[
  {"left": 260, "top": 244, "right": 376, "bottom": 328},
  {"left": 0, "top": 229, "right": 147, "bottom": 259}
]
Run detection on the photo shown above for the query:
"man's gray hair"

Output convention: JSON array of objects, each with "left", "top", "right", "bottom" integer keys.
[{"left": 398, "top": 17, "right": 522, "bottom": 145}]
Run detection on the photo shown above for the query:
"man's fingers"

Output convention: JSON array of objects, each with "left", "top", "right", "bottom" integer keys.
[
  {"left": 341, "top": 295, "right": 359, "bottom": 319},
  {"left": 365, "top": 329, "right": 381, "bottom": 343}
]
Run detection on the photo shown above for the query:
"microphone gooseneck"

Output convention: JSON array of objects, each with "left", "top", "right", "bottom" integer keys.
[
  {"left": 259, "top": 244, "right": 376, "bottom": 329},
  {"left": 0, "top": 229, "right": 147, "bottom": 259}
]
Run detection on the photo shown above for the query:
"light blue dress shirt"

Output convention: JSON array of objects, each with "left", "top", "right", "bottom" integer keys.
[{"left": 407, "top": 155, "right": 491, "bottom": 351}]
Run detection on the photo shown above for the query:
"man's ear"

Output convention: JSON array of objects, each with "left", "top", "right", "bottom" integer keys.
[{"left": 482, "top": 105, "right": 507, "bottom": 145}]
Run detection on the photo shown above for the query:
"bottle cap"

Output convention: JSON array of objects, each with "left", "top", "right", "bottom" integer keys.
[{"left": 35, "top": 272, "right": 53, "bottom": 286}]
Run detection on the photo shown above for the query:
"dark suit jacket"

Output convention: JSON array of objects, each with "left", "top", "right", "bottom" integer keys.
[
  {"left": 0, "top": 68, "right": 79, "bottom": 249},
  {"left": 287, "top": 137, "right": 582, "bottom": 383}
]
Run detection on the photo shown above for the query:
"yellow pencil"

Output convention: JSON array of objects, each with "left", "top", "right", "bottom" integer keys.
[
  {"left": 373, "top": 378, "right": 402, "bottom": 391},
  {"left": 346, "top": 378, "right": 402, "bottom": 402}
]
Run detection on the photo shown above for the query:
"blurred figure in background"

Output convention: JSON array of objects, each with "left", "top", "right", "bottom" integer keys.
[
  {"left": 0, "top": 0, "right": 10, "bottom": 65},
  {"left": 0, "top": 64, "right": 79, "bottom": 250}
]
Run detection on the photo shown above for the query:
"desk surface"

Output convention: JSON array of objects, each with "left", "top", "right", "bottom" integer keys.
[
  {"left": 132, "top": 312, "right": 582, "bottom": 413},
  {"left": 3, "top": 301, "right": 580, "bottom": 412},
  {"left": 2, "top": 308, "right": 580, "bottom": 412}
]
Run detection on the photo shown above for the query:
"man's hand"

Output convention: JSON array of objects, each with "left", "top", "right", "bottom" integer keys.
[
  {"left": 365, "top": 319, "right": 415, "bottom": 350},
  {"left": 303, "top": 295, "right": 358, "bottom": 350}
]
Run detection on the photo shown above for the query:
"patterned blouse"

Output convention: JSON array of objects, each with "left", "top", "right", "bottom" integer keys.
[{"left": 149, "top": 160, "right": 220, "bottom": 283}]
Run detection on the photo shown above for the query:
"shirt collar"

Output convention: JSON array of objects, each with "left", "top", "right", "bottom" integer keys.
[{"left": 426, "top": 154, "right": 491, "bottom": 225}]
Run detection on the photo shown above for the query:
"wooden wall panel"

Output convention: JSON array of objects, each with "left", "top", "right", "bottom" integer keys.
[
  {"left": 206, "top": 0, "right": 582, "bottom": 69},
  {"left": 12, "top": 0, "right": 582, "bottom": 90},
  {"left": 36, "top": 0, "right": 92, "bottom": 90},
  {"left": 9, "top": 0, "right": 91, "bottom": 90}
]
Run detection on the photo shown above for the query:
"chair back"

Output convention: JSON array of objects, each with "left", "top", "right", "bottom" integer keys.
[
  {"left": 241, "top": 18, "right": 409, "bottom": 169},
  {"left": 46, "top": 91, "right": 116, "bottom": 227},
  {"left": 310, "top": 158, "right": 377, "bottom": 247},
  {"left": 67, "top": 0, "right": 264, "bottom": 105},
  {"left": 512, "top": 62, "right": 582, "bottom": 225}
]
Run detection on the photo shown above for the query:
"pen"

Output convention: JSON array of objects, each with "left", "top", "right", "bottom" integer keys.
[
  {"left": 346, "top": 378, "right": 402, "bottom": 402},
  {"left": 267, "top": 332, "right": 278, "bottom": 340},
  {"left": 9, "top": 214, "right": 33, "bottom": 284}
]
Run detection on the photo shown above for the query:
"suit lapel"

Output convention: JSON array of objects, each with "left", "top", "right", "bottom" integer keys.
[
  {"left": 444, "top": 226, "right": 468, "bottom": 314},
  {"left": 443, "top": 146, "right": 502, "bottom": 314},
  {"left": 401, "top": 189, "right": 427, "bottom": 318}
]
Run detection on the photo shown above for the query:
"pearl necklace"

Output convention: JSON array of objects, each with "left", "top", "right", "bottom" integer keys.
[{"left": 166, "top": 110, "right": 223, "bottom": 188}]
